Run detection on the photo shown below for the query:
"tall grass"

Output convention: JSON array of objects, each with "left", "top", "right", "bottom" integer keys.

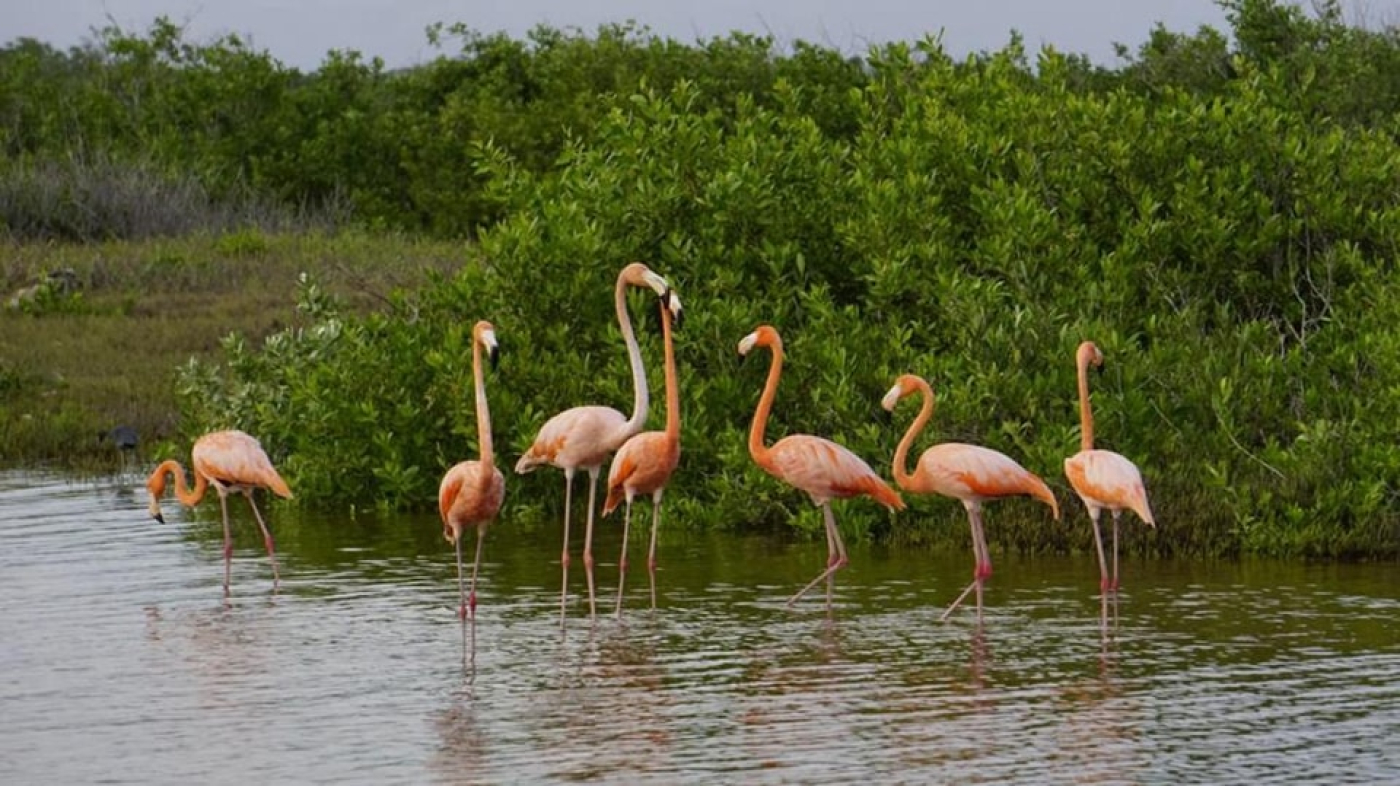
[{"left": 0, "top": 157, "right": 345, "bottom": 243}]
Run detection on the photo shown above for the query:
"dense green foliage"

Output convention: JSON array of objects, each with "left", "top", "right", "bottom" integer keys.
[{"left": 8, "top": 1, "right": 1400, "bottom": 557}]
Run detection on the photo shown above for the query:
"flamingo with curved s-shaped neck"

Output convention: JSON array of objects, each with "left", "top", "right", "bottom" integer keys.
[
  {"left": 738, "top": 325, "right": 905, "bottom": 609},
  {"left": 438, "top": 320, "right": 504, "bottom": 622},
  {"left": 1063, "top": 341, "right": 1155, "bottom": 593},
  {"left": 882, "top": 373, "right": 1058, "bottom": 621},
  {"left": 515, "top": 262, "right": 677, "bottom": 621},
  {"left": 146, "top": 430, "right": 292, "bottom": 596}
]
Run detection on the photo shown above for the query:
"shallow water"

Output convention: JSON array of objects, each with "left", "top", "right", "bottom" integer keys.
[{"left": 1, "top": 471, "right": 1396, "bottom": 784}]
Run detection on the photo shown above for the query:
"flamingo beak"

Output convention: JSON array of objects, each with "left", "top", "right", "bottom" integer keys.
[
  {"left": 481, "top": 329, "right": 499, "bottom": 371},
  {"left": 737, "top": 332, "right": 759, "bottom": 357},
  {"left": 664, "top": 289, "right": 684, "bottom": 330},
  {"left": 880, "top": 383, "right": 903, "bottom": 413},
  {"left": 641, "top": 269, "right": 670, "bottom": 298}
]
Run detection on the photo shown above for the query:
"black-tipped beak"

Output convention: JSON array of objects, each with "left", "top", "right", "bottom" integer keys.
[
  {"left": 1096, "top": 360, "right": 1106, "bottom": 375},
  {"left": 153, "top": 513, "right": 165, "bottom": 524},
  {"left": 488, "top": 345, "right": 500, "bottom": 371}
]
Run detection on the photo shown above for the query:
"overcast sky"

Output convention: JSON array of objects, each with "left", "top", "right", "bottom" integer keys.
[{"left": 2, "top": 1, "right": 1391, "bottom": 70}]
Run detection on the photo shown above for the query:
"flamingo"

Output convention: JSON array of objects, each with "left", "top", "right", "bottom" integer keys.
[
  {"left": 1063, "top": 341, "right": 1155, "bottom": 593},
  {"left": 881, "top": 373, "right": 1059, "bottom": 621},
  {"left": 603, "top": 290, "right": 684, "bottom": 618},
  {"left": 738, "top": 325, "right": 905, "bottom": 608},
  {"left": 515, "top": 262, "right": 677, "bottom": 620},
  {"left": 438, "top": 320, "right": 505, "bottom": 621},
  {"left": 145, "top": 429, "right": 293, "bottom": 594}
]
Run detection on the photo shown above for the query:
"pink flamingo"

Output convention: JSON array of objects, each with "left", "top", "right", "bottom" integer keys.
[
  {"left": 603, "top": 291, "right": 684, "bottom": 618},
  {"left": 738, "top": 325, "right": 905, "bottom": 608},
  {"left": 1064, "top": 341, "right": 1155, "bottom": 592},
  {"left": 882, "top": 373, "right": 1059, "bottom": 621},
  {"left": 146, "top": 429, "right": 293, "bottom": 594},
  {"left": 438, "top": 320, "right": 505, "bottom": 621},
  {"left": 515, "top": 262, "right": 677, "bottom": 619}
]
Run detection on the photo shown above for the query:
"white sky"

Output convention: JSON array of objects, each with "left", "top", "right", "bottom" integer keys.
[{"left": 1, "top": 1, "right": 1391, "bottom": 70}]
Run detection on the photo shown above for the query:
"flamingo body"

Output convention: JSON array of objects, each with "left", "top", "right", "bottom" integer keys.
[
  {"left": 603, "top": 292, "right": 684, "bottom": 617},
  {"left": 437, "top": 320, "right": 503, "bottom": 621},
  {"left": 883, "top": 373, "right": 1057, "bottom": 620},
  {"left": 1064, "top": 449, "right": 1153, "bottom": 525},
  {"left": 514, "top": 262, "right": 677, "bottom": 620},
  {"left": 739, "top": 324, "right": 903, "bottom": 608},
  {"left": 1065, "top": 340, "right": 1155, "bottom": 593},
  {"left": 145, "top": 429, "right": 292, "bottom": 594},
  {"left": 763, "top": 434, "right": 903, "bottom": 509}
]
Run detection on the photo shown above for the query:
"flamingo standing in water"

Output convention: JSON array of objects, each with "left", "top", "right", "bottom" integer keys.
[
  {"left": 146, "top": 429, "right": 293, "bottom": 594},
  {"left": 515, "top": 262, "right": 677, "bottom": 620},
  {"left": 738, "top": 325, "right": 905, "bottom": 608},
  {"left": 881, "top": 373, "right": 1059, "bottom": 621},
  {"left": 603, "top": 291, "right": 684, "bottom": 618},
  {"left": 1063, "top": 341, "right": 1155, "bottom": 592},
  {"left": 438, "top": 321, "right": 505, "bottom": 621}
]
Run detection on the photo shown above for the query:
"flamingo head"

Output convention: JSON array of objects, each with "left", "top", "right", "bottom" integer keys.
[
  {"left": 474, "top": 320, "right": 499, "bottom": 370},
  {"left": 662, "top": 288, "right": 684, "bottom": 330},
  {"left": 881, "top": 374, "right": 925, "bottom": 412},
  {"left": 1077, "top": 341, "right": 1105, "bottom": 373},
  {"left": 621, "top": 262, "right": 671, "bottom": 299},
  {"left": 443, "top": 523, "right": 459, "bottom": 545},
  {"left": 146, "top": 475, "right": 166, "bottom": 524},
  {"left": 737, "top": 325, "right": 781, "bottom": 357}
]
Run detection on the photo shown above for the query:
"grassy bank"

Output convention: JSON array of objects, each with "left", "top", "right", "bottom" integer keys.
[{"left": 0, "top": 231, "right": 463, "bottom": 468}]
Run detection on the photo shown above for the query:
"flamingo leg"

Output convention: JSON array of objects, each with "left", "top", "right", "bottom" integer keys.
[
  {"left": 1110, "top": 510, "right": 1121, "bottom": 592},
  {"left": 823, "top": 502, "right": 838, "bottom": 606},
  {"left": 942, "top": 507, "right": 983, "bottom": 621},
  {"left": 245, "top": 490, "right": 280, "bottom": 589},
  {"left": 469, "top": 525, "right": 485, "bottom": 620},
  {"left": 972, "top": 507, "right": 988, "bottom": 621},
  {"left": 560, "top": 468, "right": 575, "bottom": 623},
  {"left": 648, "top": 489, "right": 663, "bottom": 611},
  {"left": 455, "top": 530, "right": 467, "bottom": 621},
  {"left": 217, "top": 485, "right": 233, "bottom": 597},
  {"left": 615, "top": 495, "right": 633, "bottom": 620},
  {"left": 583, "top": 466, "right": 600, "bottom": 619},
  {"left": 1089, "top": 506, "right": 1110, "bottom": 593},
  {"left": 788, "top": 504, "right": 847, "bottom": 608}
]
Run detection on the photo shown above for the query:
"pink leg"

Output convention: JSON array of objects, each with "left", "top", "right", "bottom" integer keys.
[
  {"left": 560, "top": 468, "right": 574, "bottom": 623},
  {"left": 1110, "top": 511, "right": 1121, "bottom": 592},
  {"left": 942, "top": 506, "right": 984, "bottom": 621},
  {"left": 615, "top": 495, "right": 633, "bottom": 620},
  {"left": 788, "top": 504, "right": 847, "bottom": 608},
  {"left": 469, "top": 525, "right": 485, "bottom": 619},
  {"left": 245, "top": 491, "right": 280, "bottom": 588},
  {"left": 455, "top": 530, "right": 467, "bottom": 620},
  {"left": 218, "top": 489, "right": 233, "bottom": 597},
  {"left": 648, "top": 489, "right": 663, "bottom": 610},
  {"left": 582, "top": 467, "right": 600, "bottom": 619},
  {"left": 1089, "top": 507, "right": 1110, "bottom": 593}
]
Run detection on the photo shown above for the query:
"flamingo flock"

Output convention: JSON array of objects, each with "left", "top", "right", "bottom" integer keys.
[{"left": 145, "top": 263, "right": 1155, "bottom": 623}]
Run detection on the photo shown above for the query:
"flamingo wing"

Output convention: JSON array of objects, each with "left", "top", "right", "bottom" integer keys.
[
  {"left": 192, "top": 430, "right": 291, "bottom": 497},
  {"left": 440, "top": 461, "right": 506, "bottom": 530},
  {"left": 605, "top": 431, "right": 678, "bottom": 512},
  {"left": 1064, "top": 449, "right": 1153, "bottom": 524},
  {"left": 517, "top": 405, "right": 628, "bottom": 471},
  {"left": 768, "top": 435, "right": 904, "bottom": 509},
  {"left": 919, "top": 443, "right": 1048, "bottom": 499}
]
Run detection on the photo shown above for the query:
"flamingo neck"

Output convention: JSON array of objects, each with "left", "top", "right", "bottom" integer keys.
[
  {"left": 154, "top": 460, "right": 208, "bottom": 507},
  {"left": 660, "top": 301, "right": 679, "bottom": 445},
  {"left": 616, "top": 273, "right": 649, "bottom": 437},
  {"left": 1077, "top": 353, "right": 1095, "bottom": 452},
  {"left": 472, "top": 336, "right": 494, "bottom": 474},
  {"left": 894, "top": 378, "right": 934, "bottom": 491},
  {"left": 748, "top": 339, "right": 783, "bottom": 467}
]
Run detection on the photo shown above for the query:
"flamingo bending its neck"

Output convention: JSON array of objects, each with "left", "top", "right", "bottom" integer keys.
[
  {"left": 882, "top": 373, "right": 1058, "bottom": 621},
  {"left": 146, "top": 429, "right": 293, "bottom": 596},
  {"left": 738, "top": 325, "right": 904, "bottom": 609},
  {"left": 514, "top": 262, "right": 675, "bottom": 621},
  {"left": 604, "top": 291, "right": 684, "bottom": 618}
]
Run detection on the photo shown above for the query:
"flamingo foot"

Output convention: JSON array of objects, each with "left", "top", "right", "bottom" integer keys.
[
  {"left": 1100, "top": 577, "right": 1113, "bottom": 592},
  {"left": 469, "top": 590, "right": 478, "bottom": 613},
  {"left": 974, "top": 562, "right": 993, "bottom": 580}
]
